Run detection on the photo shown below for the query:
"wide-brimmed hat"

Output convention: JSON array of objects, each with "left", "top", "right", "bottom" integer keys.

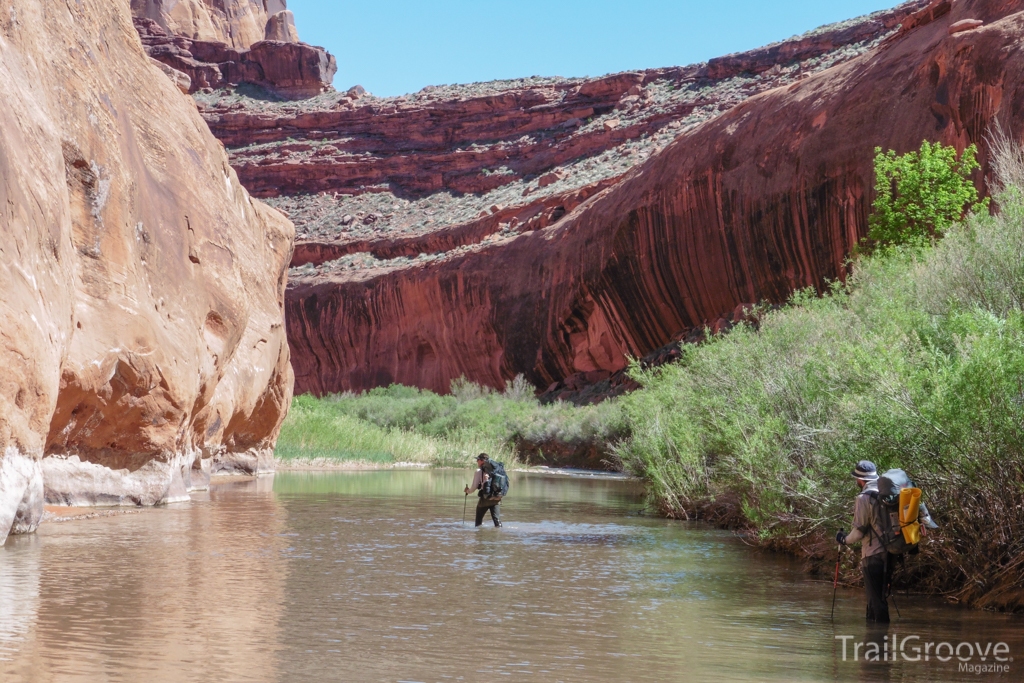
[{"left": 851, "top": 460, "right": 878, "bottom": 480}]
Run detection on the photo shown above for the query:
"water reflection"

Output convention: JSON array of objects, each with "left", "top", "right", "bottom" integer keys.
[
  {"left": 0, "top": 477, "right": 288, "bottom": 682},
  {"left": 1, "top": 469, "right": 1020, "bottom": 682},
  {"left": 0, "top": 533, "right": 40, "bottom": 681}
]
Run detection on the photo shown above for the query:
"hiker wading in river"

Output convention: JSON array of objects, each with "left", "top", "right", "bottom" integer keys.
[
  {"left": 465, "top": 454, "right": 502, "bottom": 527},
  {"left": 836, "top": 460, "right": 920, "bottom": 623},
  {"left": 837, "top": 461, "right": 938, "bottom": 623},
  {"left": 837, "top": 461, "right": 890, "bottom": 622}
]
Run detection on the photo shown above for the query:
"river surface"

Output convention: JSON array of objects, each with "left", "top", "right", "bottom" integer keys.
[{"left": 0, "top": 469, "right": 1019, "bottom": 682}]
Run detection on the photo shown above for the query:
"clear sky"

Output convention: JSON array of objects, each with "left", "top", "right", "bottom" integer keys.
[{"left": 289, "top": 1, "right": 904, "bottom": 97}]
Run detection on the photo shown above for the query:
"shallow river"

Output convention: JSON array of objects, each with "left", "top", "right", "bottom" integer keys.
[{"left": 0, "top": 470, "right": 1020, "bottom": 682}]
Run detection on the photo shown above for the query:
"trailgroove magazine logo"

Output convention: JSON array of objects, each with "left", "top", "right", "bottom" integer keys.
[{"left": 835, "top": 635, "right": 1013, "bottom": 673}]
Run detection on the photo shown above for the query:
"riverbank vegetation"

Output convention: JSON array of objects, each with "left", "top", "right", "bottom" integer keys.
[
  {"left": 277, "top": 139, "right": 1024, "bottom": 609},
  {"left": 618, "top": 138, "right": 1024, "bottom": 609},
  {"left": 275, "top": 377, "right": 626, "bottom": 468}
]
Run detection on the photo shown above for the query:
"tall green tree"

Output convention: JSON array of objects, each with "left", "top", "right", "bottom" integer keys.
[{"left": 867, "top": 140, "right": 985, "bottom": 249}]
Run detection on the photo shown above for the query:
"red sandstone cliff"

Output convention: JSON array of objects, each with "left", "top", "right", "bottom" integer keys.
[
  {"left": 274, "top": 0, "right": 1024, "bottom": 397},
  {"left": 0, "top": 0, "right": 294, "bottom": 542},
  {"left": 132, "top": 0, "right": 336, "bottom": 99}
]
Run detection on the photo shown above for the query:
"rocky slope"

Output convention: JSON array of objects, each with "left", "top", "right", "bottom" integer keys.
[{"left": 0, "top": 0, "right": 294, "bottom": 543}]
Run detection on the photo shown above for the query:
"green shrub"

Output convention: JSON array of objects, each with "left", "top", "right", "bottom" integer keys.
[{"left": 866, "top": 141, "right": 985, "bottom": 250}]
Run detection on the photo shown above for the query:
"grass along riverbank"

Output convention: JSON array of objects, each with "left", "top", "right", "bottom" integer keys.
[{"left": 275, "top": 378, "right": 626, "bottom": 469}]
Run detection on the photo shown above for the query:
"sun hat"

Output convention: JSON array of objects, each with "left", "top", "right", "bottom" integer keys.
[{"left": 851, "top": 460, "right": 878, "bottom": 480}]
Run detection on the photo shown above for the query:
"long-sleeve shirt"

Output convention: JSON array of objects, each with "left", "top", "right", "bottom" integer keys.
[
  {"left": 469, "top": 467, "right": 498, "bottom": 502},
  {"left": 844, "top": 481, "right": 886, "bottom": 559}
]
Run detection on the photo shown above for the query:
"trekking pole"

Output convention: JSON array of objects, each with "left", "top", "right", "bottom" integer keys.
[
  {"left": 831, "top": 543, "right": 842, "bottom": 621},
  {"left": 462, "top": 487, "right": 469, "bottom": 526},
  {"left": 884, "top": 548, "right": 901, "bottom": 618},
  {"left": 888, "top": 589, "right": 902, "bottom": 619},
  {"left": 886, "top": 559, "right": 902, "bottom": 619}
]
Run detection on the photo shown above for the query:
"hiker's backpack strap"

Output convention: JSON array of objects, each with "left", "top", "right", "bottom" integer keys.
[{"left": 855, "top": 490, "right": 879, "bottom": 539}]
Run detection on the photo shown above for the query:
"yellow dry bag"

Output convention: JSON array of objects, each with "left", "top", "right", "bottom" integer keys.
[{"left": 899, "top": 487, "right": 922, "bottom": 545}]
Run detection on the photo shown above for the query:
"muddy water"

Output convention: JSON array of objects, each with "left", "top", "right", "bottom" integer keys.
[{"left": 0, "top": 470, "right": 1019, "bottom": 682}]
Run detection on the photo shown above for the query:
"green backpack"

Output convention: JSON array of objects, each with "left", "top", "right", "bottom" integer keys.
[{"left": 482, "top": 461, "right": 509, "bottom": 498}]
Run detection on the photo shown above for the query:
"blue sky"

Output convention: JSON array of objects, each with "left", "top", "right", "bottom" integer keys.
[{"left": 289, "top": 1, "right": 904, "bottom": 97}]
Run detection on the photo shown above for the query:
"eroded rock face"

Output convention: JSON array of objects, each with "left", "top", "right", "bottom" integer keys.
[
  {"left": 0, "top": 0, "right": 294, "bottom": 541},
  {"left": 194, "top": 0, "right": 924, "bottom": 396},
  {"left": 279, "top": 0, "right": 1024, "bottom": 397},
  {"left": 130, "top": 0, "right": 274, "bottom": 49},
  {"left": 135, "top": 16, "right": 336, "bottom": 98}
]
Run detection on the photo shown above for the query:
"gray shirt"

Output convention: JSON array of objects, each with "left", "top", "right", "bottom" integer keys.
[{"left": 843, "top": 481, "right": 886, "bottom": 559}]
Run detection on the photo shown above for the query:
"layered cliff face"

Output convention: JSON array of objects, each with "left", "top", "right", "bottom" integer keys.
[
  {"left": 135, "top": 17, "right": 336, "bottom": 98},
  {"left": 131, "top": 0, "right": 281, "bottom": 49},
  {"left": 199, "top": 2, "right": 926, "bottom": 205},
  {"left": 274, "top": 0, "right": 1024, "bottom": 398},
  {"left": 0, "top": 0, "right": 294, "bottom": 542},
  {"left": 191, "top": 1, "right": 942, "bottom": 396},
  {"left": 132, "top": 0, "right": 336, "bottom": 99}
]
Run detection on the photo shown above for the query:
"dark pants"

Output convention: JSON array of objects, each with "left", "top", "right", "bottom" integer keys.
[
  {"left": 475, "top": 498, "right": 501, "bottom": 527},
  {"left": 863, "top": 553, "right": 893, "bottom": 623}
]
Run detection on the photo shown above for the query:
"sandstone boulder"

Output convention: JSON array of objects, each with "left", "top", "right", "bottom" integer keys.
[
  {"left": 538, "top": 171, "right": 566, "bottom": 187},
  {"left": 0, "top": 0, "right": 294, "bottom": 542},
  {"left": 248, "top": 40, "right": 338, "bottom": 98},
  {"left": 949, "top": 18, "right": 985, "bottom": 32}
]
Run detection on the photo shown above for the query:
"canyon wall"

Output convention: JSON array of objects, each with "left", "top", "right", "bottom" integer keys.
[
  {"left": 194, "top": 2, "right": 930, "bottom": 396},
  {"left": 279, "top": 0, "right": 1024, "bottom": 396},
  {"left": 0, "top": 0, "right": 294, "bottom": 543}
]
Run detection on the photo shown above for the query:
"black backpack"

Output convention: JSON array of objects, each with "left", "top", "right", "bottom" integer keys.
[{"left": 482, "top": 461, "right": 509, "bottom": 498}]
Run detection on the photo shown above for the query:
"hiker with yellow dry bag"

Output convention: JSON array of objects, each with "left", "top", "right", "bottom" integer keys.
[{"left": 835, "top": 461, "right": 937, "bottom": 622}]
